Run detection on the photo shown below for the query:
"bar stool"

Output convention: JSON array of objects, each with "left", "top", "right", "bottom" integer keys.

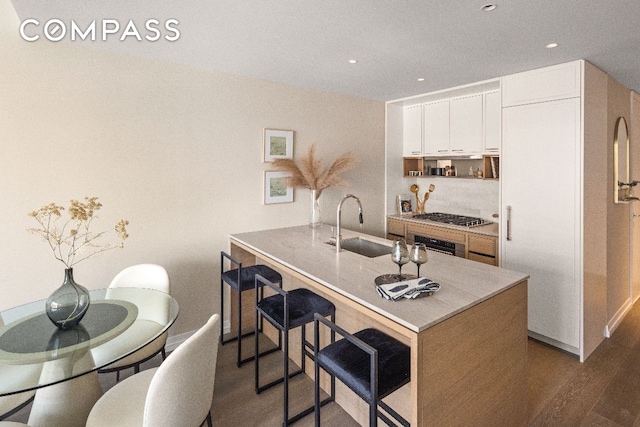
[
  {"left": 255, "top": 274, "right": 336, "bottom": 426},
  {"left": 313, "top": 314, "right": 411, "bottom": 427},
  {"left": 220, "top": 251, "right": 283, "bottom": 367}
]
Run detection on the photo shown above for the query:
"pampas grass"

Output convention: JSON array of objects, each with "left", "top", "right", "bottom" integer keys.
[{"left": 272, "top": 144, "right": 357, "bottom": 198}]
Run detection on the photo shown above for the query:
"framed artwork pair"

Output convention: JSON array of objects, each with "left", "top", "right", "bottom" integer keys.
[{"left": 263, "top": 128, "right": 293, "bottom": 204}]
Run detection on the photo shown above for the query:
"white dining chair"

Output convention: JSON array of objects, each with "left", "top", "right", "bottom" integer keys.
[
  {"left": 98, "top": 264, "right": 171, "bottom": 381},
  {"left": 86, "top": 313, "right": 220, "bottom": 427},
  {"left": 0, "top": 316, "right": 36, "bottom": 422}
]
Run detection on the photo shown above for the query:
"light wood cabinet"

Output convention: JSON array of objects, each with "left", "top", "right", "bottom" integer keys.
[
  {"left": 387, "top": 217, "right": 406, "bottom": 239},
  {"left": 387, "top": 217, "right": 498, "bottom": 266},
  {"left": 449, "top": 94, "right": 483, "bottom": 154},
  {"left": 468, "top": 234, "right": 498, "bottom": 266}
]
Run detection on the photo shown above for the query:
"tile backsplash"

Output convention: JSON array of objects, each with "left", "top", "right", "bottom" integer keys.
[{"left": 411, "top": 177, "right": 499, "bottom": 222}]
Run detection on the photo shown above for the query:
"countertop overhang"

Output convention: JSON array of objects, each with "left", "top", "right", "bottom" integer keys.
[{"left": 230, "top": 225, "right": 527, "bottom": 333}]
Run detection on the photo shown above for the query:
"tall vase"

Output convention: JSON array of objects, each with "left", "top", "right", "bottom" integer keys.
[
  {"left": 46, "top": 268, "right": 91, "bottom": 329},
  {"left": 309, "top": 189, "right": 321, "bottom": 228}
]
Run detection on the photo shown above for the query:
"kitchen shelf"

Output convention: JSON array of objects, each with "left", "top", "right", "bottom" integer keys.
[
  {"left": 403, "top": 156, "right": 499, "bottom": 180},
  {"left": 403, "top": 157, "right": 425, "bottom": 177},
  {"left": 483, "top": 155, "right": 499, "bottom": 179}
]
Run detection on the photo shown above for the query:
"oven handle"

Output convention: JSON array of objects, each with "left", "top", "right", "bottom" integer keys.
[{"left": 506, "top": 205, "right": 512, "bottom": 241}]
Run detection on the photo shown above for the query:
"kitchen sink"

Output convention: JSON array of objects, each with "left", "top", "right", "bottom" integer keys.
[{"left": 327, "top": 237, "right": 391, "bottom": 258}]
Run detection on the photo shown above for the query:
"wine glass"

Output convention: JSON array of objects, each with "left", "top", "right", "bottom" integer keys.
[
  {"left": 410, "top": 243, "right": 428, "bottom": 277},
  {"left": 391, "top": 240, "right": 409, "bottom": 280}
]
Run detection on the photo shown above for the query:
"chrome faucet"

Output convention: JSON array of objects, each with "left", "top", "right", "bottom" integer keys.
[{"left": 335, "top": 194, "right": 364, "bottom": 252}]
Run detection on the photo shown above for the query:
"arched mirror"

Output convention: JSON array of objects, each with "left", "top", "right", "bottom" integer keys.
[{"left": 614, "top": 116, "right": 630, "bottom": 203}]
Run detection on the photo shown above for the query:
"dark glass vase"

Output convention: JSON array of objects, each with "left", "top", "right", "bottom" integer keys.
[{"left": 46, "top": 268, "right": 90, "bottom": 329}]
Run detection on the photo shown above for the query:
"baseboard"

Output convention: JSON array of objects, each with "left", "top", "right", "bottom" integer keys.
[
  {"left": 528, "top": 330, "right": 580, "bottom": 358},
  {"left": 605, "top": 298, "right": 633, "bottom": 338}
]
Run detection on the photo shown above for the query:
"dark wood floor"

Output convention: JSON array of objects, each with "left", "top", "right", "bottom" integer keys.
[
  {"left": 7, "top": 299, "right": 640, "bottom": 426},
  {"left": 528, "top": 298, "right": 640, "bottom": 426}
]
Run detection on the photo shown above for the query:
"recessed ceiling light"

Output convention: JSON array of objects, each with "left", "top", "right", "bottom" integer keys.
[
  {"left": 481, "top": 4, "right": 497, "bottom": 12},
  {"left": 546, "top": 43, "right": 558, "bottom": 49},
  {"left": 348, "top": 59, "right": 358, "bottom": 64},
  {"left": 417, "top": 78, "right": 425, "bottom": 82}
]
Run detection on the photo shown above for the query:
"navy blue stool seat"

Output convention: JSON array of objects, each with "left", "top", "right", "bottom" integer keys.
[
  {"left": 255, "top": 275, "right": 336, "bottom": 426},
  {"left": 314, "top": 315, "right": 410, "bottom": 427},
  {"left": 220, "top": 251, "right": 283, "bottom": 367}
]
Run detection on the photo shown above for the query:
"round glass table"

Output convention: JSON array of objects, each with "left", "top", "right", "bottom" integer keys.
[{"left": 0, "top": 287, "right": 179, "bottom": 427}]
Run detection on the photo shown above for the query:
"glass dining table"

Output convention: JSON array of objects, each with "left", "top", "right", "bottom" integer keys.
[{"left": 0, "top": 287, "right": 179, "bottom": 427}]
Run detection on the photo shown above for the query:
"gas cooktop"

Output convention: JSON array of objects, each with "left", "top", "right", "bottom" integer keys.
[{"left": 412, "top": 212, "right": 488, "bottom": 227}]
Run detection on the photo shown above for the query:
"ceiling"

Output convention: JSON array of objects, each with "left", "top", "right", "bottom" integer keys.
[{"left": 10, "top": 0, "right": 640, "bottom": 101}]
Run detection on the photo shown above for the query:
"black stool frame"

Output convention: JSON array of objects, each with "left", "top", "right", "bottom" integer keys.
[
  {"left": 220, "top": 252, "right": 282, "bottom": 367},
  {"left": 255, "top": 275, "right": 335, "bottom": 426},
  {"left": 313, "top": 314, "right": 410, "bottom": 427}
]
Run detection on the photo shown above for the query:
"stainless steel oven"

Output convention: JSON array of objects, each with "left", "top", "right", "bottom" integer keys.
[{"left": 407, "top": 231, "right": 466, "bottom": 257}]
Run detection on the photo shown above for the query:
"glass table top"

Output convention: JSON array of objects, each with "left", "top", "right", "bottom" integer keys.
[{"left": 0, "top": 287, "right": 179, "bottom": 396}]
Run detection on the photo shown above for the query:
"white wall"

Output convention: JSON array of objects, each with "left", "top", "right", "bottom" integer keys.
[{"left": 0, "top": 12, "right": 385, "bottom": 336}]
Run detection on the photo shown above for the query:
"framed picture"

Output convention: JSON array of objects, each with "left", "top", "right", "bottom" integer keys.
[
  {"left": 263, "top": 129, "right": 293, "bottom": 162},
  {"left": 264, "top": 171, "right": 293, "bottom": 204}
]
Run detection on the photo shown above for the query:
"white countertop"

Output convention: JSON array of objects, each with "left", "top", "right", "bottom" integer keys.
[{"left": 230, "top": 225, "right": 528, "bottom": 333}]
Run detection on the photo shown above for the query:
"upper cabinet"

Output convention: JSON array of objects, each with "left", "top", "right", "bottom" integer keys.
[
  {"left": 502, "top": 62, "right": 581, "bottom": 107},
  {"left": 483, "top": 91, "right": 501, "bottom": 153},
  {"left": 403, "top": 104, "right": 423, "bottom": 156},
  {"left": 423, "top": 100, "right": 450, "bottom": 155},
  {"left": 449, "top": 94, "right": 483, "bottom": 154},
  {"left": 401, "top": 85, "right": 501, "bottom": 157}
]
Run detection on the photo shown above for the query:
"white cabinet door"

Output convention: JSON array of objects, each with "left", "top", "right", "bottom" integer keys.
[
  {"left": 403, "top": 105, "right": 423, "bottom": 156},
  {"left": 423, "top": 100, "right": 449, "bottom": 155},
  {"left": 449, "top": 94, "right": 483, "bottom": 154},
  {"left": 484, "top": 91, "right": 500, "bottom": 153},
  {"left": 501, "top": 97, "right": 581, "bottom": 351},
  {"left": 502, "top": 61, "right": 582, "bottom": 107}
]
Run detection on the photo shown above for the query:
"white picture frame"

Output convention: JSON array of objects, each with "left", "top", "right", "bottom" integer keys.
[
  {"left": 264, "top": 171, "right": 293, "bottom": 204},
  {"left": 263, "top": 129, "right": 293, "bottom": 162}
]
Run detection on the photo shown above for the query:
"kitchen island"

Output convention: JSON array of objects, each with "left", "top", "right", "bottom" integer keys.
[{"left": 229, "top": 225, "right": 529, "bottom": 426}]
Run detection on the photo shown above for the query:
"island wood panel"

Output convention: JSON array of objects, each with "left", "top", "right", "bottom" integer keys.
[
  {"left": 230, "top": 240, "right": 415, "bottom": 424},
  {"left": 417, "top": 281, "right": 527, "bottom": 426},
  {"left": 230, "top": 239, "right": 527, "bottom": 426}
]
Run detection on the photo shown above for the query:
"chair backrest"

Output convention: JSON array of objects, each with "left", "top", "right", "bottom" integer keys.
[
  {"left": 109, "top": 264, "right": 170, "bottom": 293},
  {"left": 143, "top": 314, "right": 220, "bottom": 427},
  {"left": 0, "top": 312, "right": 39, "bottom": 420}
]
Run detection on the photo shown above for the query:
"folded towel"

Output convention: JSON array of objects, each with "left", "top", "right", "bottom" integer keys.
[{"left": 376, "top": 278, "right": 440, "bottom": 301}]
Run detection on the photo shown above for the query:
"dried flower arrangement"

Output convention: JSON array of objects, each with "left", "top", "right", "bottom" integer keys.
[
  {"left": 271, "top": 144, "right": 357, "bottom": 198},
  {"left": 28, "top": 196, "right": 129, "bottom": 268}
]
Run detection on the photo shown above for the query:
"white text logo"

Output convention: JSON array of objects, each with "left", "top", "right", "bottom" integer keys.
[{"left": 20, "top": 19, "right": 180, "bottom": 42}]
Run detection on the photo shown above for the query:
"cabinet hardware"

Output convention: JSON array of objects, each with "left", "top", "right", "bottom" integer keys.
[{"left": 506, "top": 205, "right": 512, "bottom": 241}]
